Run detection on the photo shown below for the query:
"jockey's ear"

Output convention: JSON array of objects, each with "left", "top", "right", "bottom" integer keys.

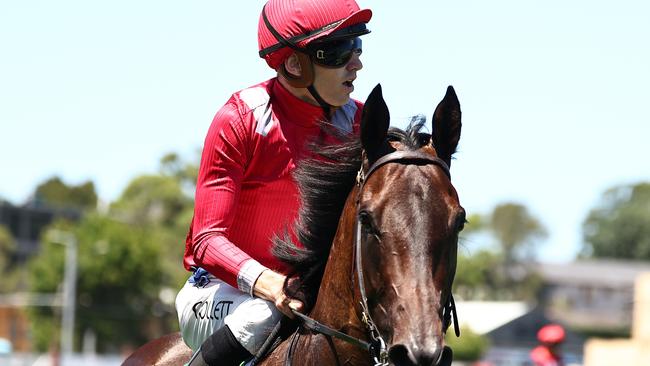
[
  {"left": 431, "top": 85, "right": 461, "bottom": 168},
  {"left": 283, "top": 53, "right": 302, "bottom": 78},
  {"left": 361, "top": 84, "right": 390, "bottom": 163}
]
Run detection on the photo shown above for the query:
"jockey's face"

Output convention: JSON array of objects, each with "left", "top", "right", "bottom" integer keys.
[{"left": 311, "top": 50, "right": 363, "bottom": 107}]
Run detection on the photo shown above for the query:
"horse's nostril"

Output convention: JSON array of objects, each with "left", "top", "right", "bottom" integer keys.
[
  {"left": 388, "top": 344, "right": 442, "bottom": 366},
  {"left": 389, "top": 344, "right": 448, "bottom": 366},
  {"left": 388, "top": 344, "right": 417, "bottom": 365}
]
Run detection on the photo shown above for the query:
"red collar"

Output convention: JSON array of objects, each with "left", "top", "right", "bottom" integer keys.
[{"left": 270, "top": 78, "right": 326, "bottom": 127}]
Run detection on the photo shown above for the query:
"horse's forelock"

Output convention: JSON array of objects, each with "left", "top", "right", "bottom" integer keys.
[{"left": 388, "top": 116, "right": 430, "bottom": 150}]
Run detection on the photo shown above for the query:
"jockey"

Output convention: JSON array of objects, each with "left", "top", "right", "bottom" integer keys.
[
  {"left": 530, "top": 324, "right": 566, "bottom": 366},
  {"left": 174, "top": 1, "right": 372, "bottom": 365}
]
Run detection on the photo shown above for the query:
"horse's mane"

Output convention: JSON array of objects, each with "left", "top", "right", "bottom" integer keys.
[{"left": 272, "top": 116, "right": 430, "bottom": 308}]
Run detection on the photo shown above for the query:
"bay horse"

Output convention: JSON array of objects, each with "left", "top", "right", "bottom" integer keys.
[{"left": 123, "top": 84, "right": 464, "bottom": 366}]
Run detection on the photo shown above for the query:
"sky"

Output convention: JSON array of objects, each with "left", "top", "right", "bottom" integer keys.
[{"left": 1, "top": 0, "right": 649, "bottom": 263}]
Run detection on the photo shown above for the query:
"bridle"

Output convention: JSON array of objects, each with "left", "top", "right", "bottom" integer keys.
[
  {"left": 286, "top": 149, "right": 460, "bottom": 366},
  {"left": 354, "top": 150, "right": 458, "bottom": 365}
]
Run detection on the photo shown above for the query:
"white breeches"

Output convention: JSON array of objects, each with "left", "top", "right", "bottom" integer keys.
[{"left": 175, "top": 273, "right": 283, "bottom": 354}]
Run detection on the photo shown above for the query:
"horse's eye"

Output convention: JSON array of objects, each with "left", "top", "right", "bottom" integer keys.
[
  {"left": 359, "top": 211, "right": 371, "bottom": 227},
  {"left": 359, "top": 211, "right": 377, "bottom": 236},
  {"left": 455, "top": 209, "right": 467, "bottom": 232},
  {"left": 458, "top": 220, "right": 466, "bottom": 232}
]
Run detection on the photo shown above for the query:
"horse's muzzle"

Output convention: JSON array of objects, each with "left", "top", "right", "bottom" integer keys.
[{"left": 388, "top": 344, "right": 453, "bottom": 366}]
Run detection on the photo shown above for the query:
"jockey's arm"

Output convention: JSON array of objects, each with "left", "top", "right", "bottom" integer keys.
[{"left": 191, "top": 98, "right": 304, "bottom": 319}]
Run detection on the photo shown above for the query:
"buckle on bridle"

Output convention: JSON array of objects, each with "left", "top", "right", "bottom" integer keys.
[
  {"left": 369, "top": 337, "right": 389, "bottom": 366},
  {"left": 361, "top": 310, "right": 371, "bottom": 327},
  {"left": 356, "top": 168, "right": 364, "bottom": 186},
  {"left": 360, "top": 305, "right": 389, "bottom": 365}
]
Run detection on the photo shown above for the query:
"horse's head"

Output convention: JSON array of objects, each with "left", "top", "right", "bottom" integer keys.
[{"left": 355, "top": 84, "right": 463, "bottom": 366}]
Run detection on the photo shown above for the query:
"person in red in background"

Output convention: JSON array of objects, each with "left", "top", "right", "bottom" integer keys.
[
  {"left": 530, "top": 324, "right": 566, "bottom": 366},
  {"left": 174, "top": 1, "right": 372, "bottom": 365}
]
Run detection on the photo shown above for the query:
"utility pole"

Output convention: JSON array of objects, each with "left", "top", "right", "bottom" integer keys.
[{"left": 49, "top": 230, "right": 77, "bottom": 361}]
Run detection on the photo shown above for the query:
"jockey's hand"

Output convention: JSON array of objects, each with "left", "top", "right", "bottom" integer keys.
[{"left": 253, "top": 269, "right": 304, "bottom": 318}]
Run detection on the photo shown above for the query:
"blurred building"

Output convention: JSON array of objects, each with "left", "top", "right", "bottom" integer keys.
[
  {"left": 535, "top": 260, "right": 650, "bottom": 334},
  {"left": 456, "top": 260, "right": 650, "bottom": 343},
  {"left": 456, "top": 301, "right": 584, "bottom": 365},
  {"left": 584, "top": 272, "right": 650, "bottom": 365},
  {"left": 0, "top": 306, "right": 30, "bottom": 352},
  {"left": 455, "top": 260, "right": 650, "bottom": 365},
  {"left": 0, "top": 200, "right": 81, "bottom": 262}
]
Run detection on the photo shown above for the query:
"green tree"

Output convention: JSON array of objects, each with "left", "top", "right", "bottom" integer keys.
[
  {"left": 27, "top": 152, "right": 198, "bottom": 352},
  {"left": 454, "top": 249, "right": 506, "bottom": 300},
  {"left": 454, "top": 248, "right": 543, "bottom": 301},
  {"left": 160, "top": 152, "right": 199, "bottom": 189},
  {"left": 111, "top": 153, "right": 196, "bottom": 227},
  {"left": 0, "top": 225, "right": 20, "bottom": 292},
  {"left": 110, "top": 175, "right": 190, "bottom": 227},
  {"left": 33, "top": 176, "right": 97, "bottom": 211},
  {"left": 445, "top": 326, "right": 489, "bottom": 361},
  {"left": 463, "top": 213, "right": 486, "bottom": 234},
  {"left": 582, "top": 182, "right": 650, "bottom": 259},
  {"left": 28, "top": 216, "right": 167, "bottom": 352},
  {"left": 490, "top": 203, "right": 547, "bottom": 264},
  {"left": 454, "top": 202, "right": 546, "bottom": 301},
  {"left": 109, "top": 153, "right": 197, "bottom": 288}
]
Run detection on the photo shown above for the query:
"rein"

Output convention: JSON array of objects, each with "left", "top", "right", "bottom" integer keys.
[{"left": 288, "top": 149, "right": 460, "bottom": 366}]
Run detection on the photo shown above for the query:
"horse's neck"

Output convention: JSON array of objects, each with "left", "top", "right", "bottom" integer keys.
[
  {"left": 269, "top": 208, "right": 365, "bottom": 364},
  {"left": 309, "top": 196, "right": 365, "bottom": 335}
]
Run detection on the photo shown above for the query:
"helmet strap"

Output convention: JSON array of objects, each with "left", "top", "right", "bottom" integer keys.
[
  {"left": 280, "top": 52, "right": 335, "bottom": 118},
  {"left": 261, "top": 4, "right": 338, "bottom": 118},
  {"left": 307, "top": 84, "right": 333, "bottom": 118}
]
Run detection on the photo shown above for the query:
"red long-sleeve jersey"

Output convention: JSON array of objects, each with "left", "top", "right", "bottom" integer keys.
[
  {"left": 530, "top": 346, "right": 562, "bottom": 366},
  {"left": 184, "top": 78, "right": 363, "bottom": 294}
]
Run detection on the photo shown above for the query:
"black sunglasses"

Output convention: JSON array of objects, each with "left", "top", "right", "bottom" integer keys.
[{"left": 306, "top": 37, "right": 362, "bottom": 68}]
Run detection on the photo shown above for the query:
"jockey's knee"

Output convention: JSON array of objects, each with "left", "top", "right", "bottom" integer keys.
[{"left": 224, "top": 297, "right": 283, "bottom": 354}]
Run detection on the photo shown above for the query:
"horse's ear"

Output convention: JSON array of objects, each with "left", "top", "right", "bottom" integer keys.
[
  {"left": 431, "top": 85, "right": 462, "bottom": 167},
  {"left": 361, "top": 84, "right": 390, "bottom": 160}
]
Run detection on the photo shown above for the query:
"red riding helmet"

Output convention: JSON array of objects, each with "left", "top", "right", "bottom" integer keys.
[
  {"left": 537, "top": 324, "right": 565, "bottom": 344},
  {"left": 258, "top": 0, "right": 372, "bottom": 70}
]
